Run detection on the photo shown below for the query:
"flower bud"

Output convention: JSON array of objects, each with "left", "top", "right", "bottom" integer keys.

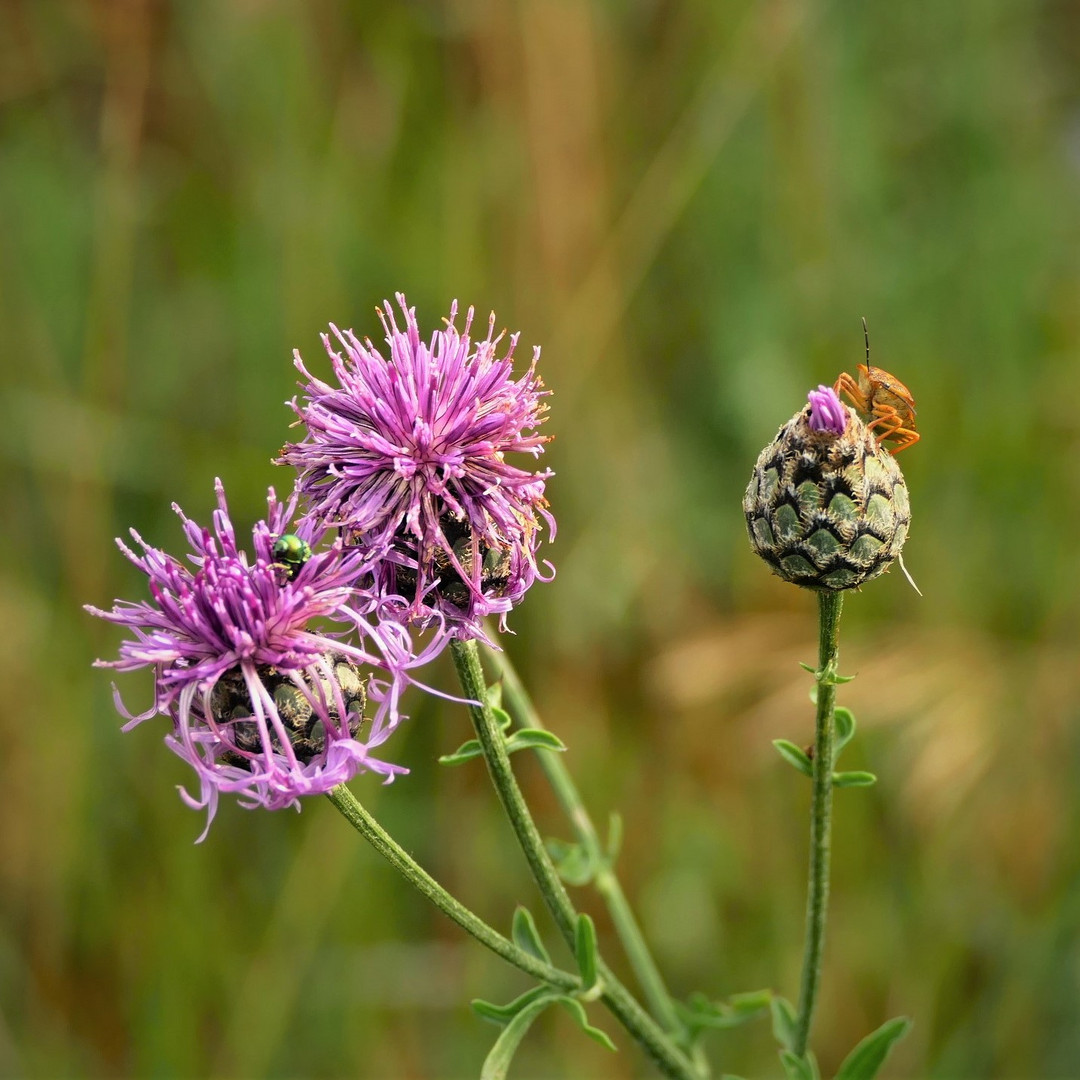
[{"left": 743, "top": 387, "right": 910, "bottom": 590}]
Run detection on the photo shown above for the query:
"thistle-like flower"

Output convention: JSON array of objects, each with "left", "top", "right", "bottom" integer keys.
[
  {"left": 87, "top": 479, "right": 438, "bottom": 839},
  {"left": 277, "top": 294, "right": 555, "bottom": 637},
  {"left": 744, "top": 386, "right": 911, "bottom": 590}
]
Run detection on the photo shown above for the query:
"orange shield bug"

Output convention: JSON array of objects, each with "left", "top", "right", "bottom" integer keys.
[{"left": 833, "top": 319, "right": 920, "bottom": 455}]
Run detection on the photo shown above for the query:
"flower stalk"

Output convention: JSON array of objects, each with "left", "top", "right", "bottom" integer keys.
[
  {"left": 449, "top": 639, "right": 702, "bottom": 1080},
  {"left": 485, "top": 644, "right": 685, "bottom": 1040},
  {"left": 325, "top": 784, "right": 578, "bottom": 991},
  {"left": 793, "top": 590, "right": 844, "bottom": 1057}
]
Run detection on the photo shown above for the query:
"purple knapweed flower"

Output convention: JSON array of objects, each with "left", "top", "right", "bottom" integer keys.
[
  {"left": 277, "top": 294, "right": 555, "bottom": 639},
  {"left": 807, "top": 385, "right": 847, "bottom": 435},
  {"left": 86, "top": 479, "right": 442, "bottom": 840}
]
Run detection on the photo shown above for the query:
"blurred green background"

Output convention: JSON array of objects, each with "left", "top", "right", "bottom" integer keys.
[{"left": 4, "top": 0, "right": 1080, "bottom": 1076}]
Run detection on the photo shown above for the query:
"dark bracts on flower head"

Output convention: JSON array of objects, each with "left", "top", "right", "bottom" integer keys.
[
  {"left": 387, "top": 513, "right": 512, "bottom": 610},
  {"left": 743, "top": 401, "right": 910, "bottom": 591},
  {"left": 210, "top": 653, "right": 367, "bottom": 769}
]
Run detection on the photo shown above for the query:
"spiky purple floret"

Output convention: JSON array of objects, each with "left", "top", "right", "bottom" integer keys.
[
  {"left": 277, "top": 294, "right": 555, "bottom": 638},
  {"left": 807, "top": 385, "right": 847, "bottom": 435},
  {"left": 86, "top": 479, "right": 443, "bottom": 839}
]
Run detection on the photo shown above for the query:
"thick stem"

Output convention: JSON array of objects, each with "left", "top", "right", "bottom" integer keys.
[
  {"left": 325, "top": 784, "right": 578, "bottom": 992},
  {"left": 793, "top": 590, "right": 844, "bottom": 1058},
  {"left": 487, "top": 645, "right": 686, "bottom": 1041},
  {"left": 450, "top": 638, "right": 701, "bottom": 1080}
]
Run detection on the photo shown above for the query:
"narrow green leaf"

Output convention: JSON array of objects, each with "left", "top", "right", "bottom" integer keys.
[
  {"left": 779, "top": 1050, "right": 815, "bottom": 1080},
  {"left": 480, "top": 995, "right": 556, "bottom": 1080},
  {"left": 833, "top": 770, "right": 877, "bottom": 788},
  {"left": 491, "top": 705, "right": 514, "bottom": 732},
  {"left": 673, "top": 992, "right": 711, "bottom": 1038},
  {"left": 799, "top": 661, "right": 816, "bottom": 674},
  {"left": 831, "top": 672, "right": 857, "bottom": 684},
  {"left": 438, "top": 739, "right": 484, "bottom": 766},
  {"left": 771, "top": 996, "right": 798, "bottom": 1051},
  {"left": 546, "top": 838, "right": 596, "bottom": 887},
  {"left": 574, "top": 913, "right": 599, "bottom": 990},
  {"left": 773, "top": 739, "right": 813, "bottom": 777},
  {"left": 511, "top": 906, "right": 551, "bottom": 964},
  {"left": 606, "top": 812, "right": 623, "bottom": 862},
  {"left": 835, "top": 1017, "right": 912, "bottom": 1080},
  {"left": 726, "top": 988, "right": 774, "bottom": 1015},
  {"left": 505, "top": 729, "right": 567, "bottom": 755},
  {"left": 675, "top": 988, "right": 772, "bottom": 1033},
  {"left": 554, "top": 996, "right": 617, "bottom": 1052},
  {"left": 486, "top": 682, "right": 504, "bottom": 711},
  {"left": 833, "top": 707, "right": 857, "bottom": 754},
  {"left": 471, "top": 985, "right": 553, "bottom": 1026}
]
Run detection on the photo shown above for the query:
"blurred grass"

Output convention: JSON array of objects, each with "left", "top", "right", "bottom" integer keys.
[{"left": 3, "top": 0, "right": 1080, "bottom": 1076}]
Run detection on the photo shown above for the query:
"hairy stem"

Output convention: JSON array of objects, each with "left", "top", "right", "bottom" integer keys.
[
  {"left": 325, "top": 784, "right": 578, "bottom": 992},
  {"left": 450, "top": 638, "right": 701, "bottom": 1080},
  {"left": 486, "top": 644, "right": 686, "bottom": 1039},
  {"left": 793, "top": 590, "right": 844, "bottom": 1057}
]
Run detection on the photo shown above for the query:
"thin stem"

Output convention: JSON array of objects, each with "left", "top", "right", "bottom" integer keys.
[
  {"left": 793, "top": 590, "right": 844, "bottom": 1058},
  {"left": 325, "top": 784, "right": 578, "bottom": 993},
  {"left": 450, "top": 638, "right": 578, "bottom": 939},
  {"left": 486, "top": 644, "right": 685, "bottom": 1040},
  {"left": 450, "top": 638, "right": 701, "bottom": 1080}
]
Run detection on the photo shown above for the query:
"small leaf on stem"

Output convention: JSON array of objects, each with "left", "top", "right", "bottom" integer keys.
[
  {"left": 574, "top": 913, "right": 599, "bottom": 991},
  {"left": 438, "top": 739, "right": 485, "bottom": 766},
  {"left": 835, "top": 1017, "right": 912, "bottom": 1080},
  {"left": 833, "top": 707, "right": 857, "bottom": 754},
  {"left": 491, "top": 705, "right": 514, "bottom": 732},
  {"left": 472, "top": 985, "right": 553, "bottom": 1026},
  {"left": 773, "top": 739, "right": 814, "bottom": 778},
  {"left": 504, "top": 729, "right": 567, "bottom": 754},
  {"left": 440, "top": 729, "right": 565, "bottom": 766},
  {"left": 480, "top": 995, "right": 557, "bottom": 1080},
  {"left": 771, "top": 995, "right": 799, "bottom": 1051},
  {"left": 832, "top": 770, "right": 877, "bottom": 788},
  {"left": 779, "top": 1049, "right": 821, "bottom": 1080},
  {"left": 546, "top": 838, "right": 596, "bottom": 887},
  {"left": 727, "top": 988, "right": 774, "bottom": 1014},
  {"left": 511, "top": 906, "right": 552, "bottom": 964},
  {"left": 676, "top": 989, "right": 772, "bottom": 1036},
  {"left": 555, "top": 996, "right": 618, "bottom": 1051}
]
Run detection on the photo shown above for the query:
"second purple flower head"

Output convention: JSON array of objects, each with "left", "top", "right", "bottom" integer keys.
[
  {"left": 278, "top": 294, "right": 555, "bottom": 637},
  {"left": 86, "top": 480, "right": 439, "bottom": 838}
]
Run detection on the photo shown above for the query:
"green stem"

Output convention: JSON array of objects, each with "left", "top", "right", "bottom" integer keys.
[
  {"left": 486, "top": 644, "right": 686, "bottom": 1040},
  {"left": 450, "top": 638, "right": 701, "bottom": 1080},
  {"left": 793, "top": 590, "right": 844, "bottom": 1058},
  {"left": 325, "top": 784, "right": 578, "bottom": 993}
]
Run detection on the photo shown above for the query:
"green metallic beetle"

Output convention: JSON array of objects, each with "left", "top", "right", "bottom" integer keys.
[{"left": 271, "top": 534, "right": 312, "bottom": 581}]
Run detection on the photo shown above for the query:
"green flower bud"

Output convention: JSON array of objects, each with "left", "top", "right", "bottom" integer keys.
[{"left": 743, "top": 394, "right": 910, "bottom": 591}]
